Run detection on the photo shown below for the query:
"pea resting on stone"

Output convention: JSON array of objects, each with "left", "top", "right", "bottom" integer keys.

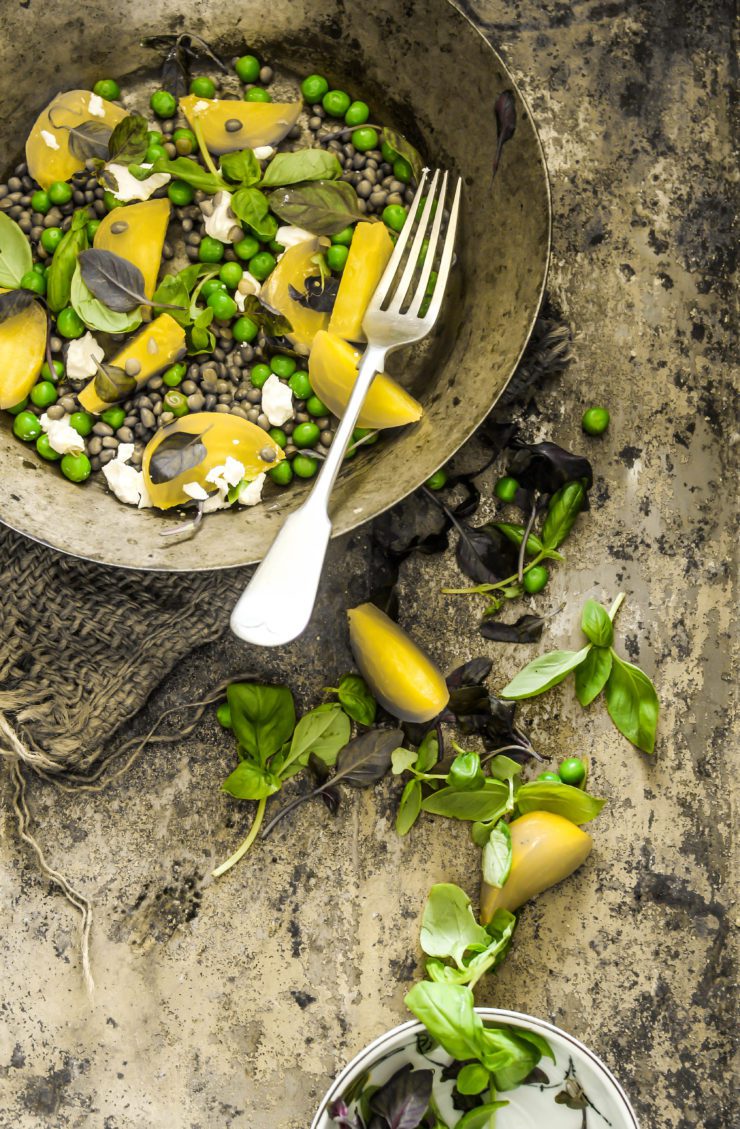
[
  {"left": 582, "top": 406, "right": 610, "bottom": 435},
  {"left": 425, "top": 469, "right": 447, "bottom": 490}
]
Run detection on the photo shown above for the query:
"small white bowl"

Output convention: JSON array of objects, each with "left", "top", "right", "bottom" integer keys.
[{"left": 312, "top": 1008, "right": 640, "bottom": 1129}]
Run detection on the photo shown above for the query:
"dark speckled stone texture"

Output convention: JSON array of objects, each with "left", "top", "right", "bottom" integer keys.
[{"left": 0, "top": 1, "right": 735, "bottom": 1127}]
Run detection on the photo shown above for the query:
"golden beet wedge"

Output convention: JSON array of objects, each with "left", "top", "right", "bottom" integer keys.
[
  {"left": 260, "top": 239, "right": 329, "bottom": 354},
  {"left": 480, "top": 811, "right": 593, "bottom": 923},
  {"left": 26, "top": 90, "right": 127, "bottom": 190},
  {"left": 142, "top": 412, "right": 284, "bottom": 509},
  {"left": 180, "top": 95, "right": 302, "bottom": 154},
  {"left": 309, "top": 331, "right": 422, "bottom": 429},
  {"left": 348, "top": 603, "right": 449, "bottom": 723},
  {"left": 93, "top": 199, "right": 171, "bottom": 300},
  {"left": 77, "top": 314, "right": 186, "bottom": 415},
  {"left": 0, "top": 298, "right": 47, "bottom": 409},
  {"left": 328, "top": 221, "right": 394, "bottom": 342}
]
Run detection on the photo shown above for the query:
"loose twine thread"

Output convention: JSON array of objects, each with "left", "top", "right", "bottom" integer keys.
[{"left": 0, "top": 313, "right": 572, "bottom": 997}]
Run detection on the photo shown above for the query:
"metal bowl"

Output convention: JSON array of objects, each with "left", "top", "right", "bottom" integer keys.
[{"left": 0, "top": 0, "right": 550, "bottom": 570}]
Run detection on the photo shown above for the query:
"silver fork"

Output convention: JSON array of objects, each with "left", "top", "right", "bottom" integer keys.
[{"left": 230, "top": 168, "right": 462, "bottom": 646}]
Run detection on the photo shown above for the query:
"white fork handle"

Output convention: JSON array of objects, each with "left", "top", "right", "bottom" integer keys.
[{"left": 230, "top": 343, "right": 388, "bottom": 646}]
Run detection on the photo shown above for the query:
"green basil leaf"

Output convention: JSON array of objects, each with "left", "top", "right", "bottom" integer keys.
[
  {"left": 381, "top": 127, "right": 424, "bottom": 183},
  {"left": 396, "top": 778, "right": 422, "bottom": 836},
  {"left": 514, "top": 1028, "right": 557, "bottom": 1062},
  {"left": 404, "top": 982, "right": 486, "bottom": 1064},
  {"left": 500, "top": 645, "right": 592, "bottom": 700},
  {"left": 480, "top": 1026, "right": 543, "bottom": 1091},
  {"left": 420, "top": 884, "right": 491, "bottom": 967},
  {"left": 337, "top": 673, "right": 377, "bottom": 726},
  {"left": 575, "top": 645, "right": 613, "bottom": 706},
  {"left": 541, "top": 481, "right": 586, "bottom": 549},
  {"left": 226, "top": 683, "right": 296, "bottom": 765},
  {"left": 221, "top": 760, "right": 282, "bottom": 800},
  {"left": 580, "top": 599, "right": 614, "bottom": 647},
  {"left": 421, "top": 782, "right": 510, "bottom": 823},
  {"left": 46, "top": 210, "right": 89, "bottom": 313},
  {"left": 152, "top": 274, "right": 191, "bottom": 326},
  {"left": 415, "top": 730, "right": 440, "bottom": 773},
  {"left": 220, "top": 148, "right": 261, "bottom": 186},
  {"left": 266, "top": 180, "right": 364, "bottom": 235},
  {"left": 455, "top": 1103, "right": 510, "bottom": 1128},
  {"left": 516, "top": 780, "right": 605, "bottom": 823},
  {"left": 70, "top": 265, "right": 143, "bottom": 334},
  {"left": 230, "top": 186, "right": 278, "bottom": 241},
  {"left": 487, "top": 755, "right": 522, "bottom": 782},
  {"left": 149, "top": 155, "right": 227, "bottom": 193},
  {"left": 492, "top": 522, "right": 545, "bottom": 557},
  {"left": 456, "top": 1064, "right": 491, "bottom": 1096},
  {"left": 425, "top": 909, "right": 515, "bottom": 985},
  {"left": 391, "top": 747, "right": 418, "bottom": 775},
  {"left": 604, "top": 652, "right": 659, "bottom": 754},
  {"left": 260, "top": 149, "right": 343, "bottom": 187},
  {"left": 108, "top": 112, "right": 149, "bottom": 164},
  {"left": 482, "top": 821, "right": 512, "bottom": 889},
  {"left": 0, "top": 212, "right": 33, "bottom": 288},
  {"left": 282, "top": 702, "right": 350, "bottom": 775}
]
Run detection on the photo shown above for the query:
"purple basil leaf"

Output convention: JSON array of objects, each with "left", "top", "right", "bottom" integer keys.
[
  {"left": 480, "top": 613, "right": 546, "bottom": 644},
  {"left": 456, "top": 522, "right": 519, "bottom": 585},
  {"left": 492, "top": 90, "right": 517, "bottom": 181},
  {"left": 506, "top": 439, "right": 593, "bottom": 498},
  {"left": 327, "top": 1097, "right": 366, "bottom": 1128},
  {"left": 288, "top": 274, "right": 340, "bottom": 313},
  {"left": 446, "top": 658, "right": 494, "bottom": 691},
  {"left": 369, "top": 1064, "right": 434, "bottom": 1129}
]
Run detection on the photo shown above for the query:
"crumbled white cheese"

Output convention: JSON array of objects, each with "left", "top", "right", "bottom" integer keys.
[
  {"left": 201, "top": 191, "right": 237, "bottom": 242},
  {"left": 205, "top": 456, "right": 245, "bottom": 495},
  {"left": 235, "top": 473, "right": 266, "bottom": 506},
  {"left": 234, "top": 272, "right": 262, "bottom": 310},
  {"left": 88, "top": 93, "right": 105, "bottom": 117},
  {"left": 41, "top": 130, "right": 60, "bottom": 151},
  {"left": 65, "top": 332, "right": 104, "bottom": 380},
  {"left": 106, "top": 163, "right": 170, "bottom": 202},
  {"left": 102, "top": 445, "right": 152, "bottom": 508},
  {"left": 253, "top": 145, "right": 275, "bottom": 161},
  {"left": 202, "top": 491, "right": 232, "bottom": 513},
  {"left": 182, "top": 481, "right": 209, "bottom": 501},
  {"left": 193, "top": 100, "right": 210, "bottom": 112},
  {"left": 39, "top": 413, "right": 84, "bottom": 455},
  {"left": 275, "top": 225, "right": 317, "bottom": 251},
  {"left": 261, "top": 373, "right": 294, "bottom": 427}
]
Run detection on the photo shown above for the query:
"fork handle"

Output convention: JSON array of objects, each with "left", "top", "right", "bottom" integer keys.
[{"left": 230, "top": 343, "right": 388, "bottom": 646}]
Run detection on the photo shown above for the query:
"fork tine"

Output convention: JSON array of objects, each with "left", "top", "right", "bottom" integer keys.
[
  {"left": 414, "top": 175, "right": 462, "bottom": 324},
  {"left": 386, "top": 168, "right": 441, "bottom": 312},
  {"left": 366, "top": 168, "right": 429, "bottom": 310},
  {"left": 409, "top": 170, "right": 448, "bottom": 316}
]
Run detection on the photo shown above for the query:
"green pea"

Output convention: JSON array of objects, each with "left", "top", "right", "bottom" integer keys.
[
  {"left": 352, "top": 427, "right": 378, "bottom": 444},
  {"left": 69, "top": 411, "right": 94, "bottom": 437},
  {"left": 248, "top": 251, "right": 276, "bottom": 281},
  {"left": 331, "top": 225, "right": 355, "bottom": 246},
  {"left": 582, "top": 406, "right": 610, "bottom": 436},
  {"left": 190, "top": 326, "right": 212, "bottom": 352},
  {"left": 382, "top": 204, "right": 407, "bottom": 232},
  {"left": 13, "top": 411, "right": 42, "bottom": 442},
  {"left": 31, "top": 190, "right": 50, "bottom": 214},
  {"left": 558, "top": 758, "right": 586, "bottom": 787},
  {"left": 393, "top": 156, "right": 413, "bottom": 183},
  {"left": 249, "top": 362, "right": 271, "bottom": 387},
  {"left": 270, "top": 355, "right": 296, "bottom": 378},
  {"left": 30, "top": 381, "right": 58, "bottom": 409},
  {"left": 269, "top": 460, "right": 293, "bottom": 486},
  {"left": 163, "top": 390, "right": 189, "bottom": 417},
  {"left": 219, "top": 261, "right": 244, "bottom": 289},
  {"left": 93, "top": 78, "right": 120, "bottom": 101},
  {"left": 244, "top": 87, "right": 271, "bottom": 103},
  {"left": 207, "top": 290, "right": 237, "bottom": 320},
  {"left": 234, "top": 235, "right": 260, "bottom": 260},
  {"left": 103, "top": 190, "right": 122, "bottom": 212},
  {"left": 232, "top": 317, "right": 258, "bottom": 343},
  {"left": 48, "top": 181, "right": 72, "bottom": 206},
  {"left": 289, "top": 370, "right": 312, "bottom": 399},
  {"left": 173, "top": 127, "right": 197, "bottom": 145},
  {"left": 19, "top": 269, "right": 45, "bottom": 295},
  {"left": 42, "top": 360, "right": 64, "bottom": 382},
  {"left": 381, "top": 140, "right": 398, "bottom": 163},
  {"left": 352, "top": 127, "right": 379, "bottom": 153},
  {"left": 189, "top": 76, "right": 216, "bottom": 98},
  {"left": 216, "top": 701, "right": 232, "bottom": 728},
  {"left": 322, "top": 89, "right": 351, "bottom": 118},
  {"left": 168, "top": 179, "right": 195, "bottom": 206},
  {"left": 326, "top": 244, "right": 348, "bottom": 272},
  {"left": 292, "top": 453, "right": 318, "bottom": 478},
  {"left": 145, "top": 144, "right": 167, "bottom": 164},
  {"left": 300, "top": 74, "right": 329, "bottom": 102},
  {"left": 537, "top": 771, "right": 561, "bottom": 783},
  {"left": 36, "top": 433, "right": 61, "bottom": 461},
  {"left": 201, "top": 279, "right": 227, "bottom": 299},
  {"left": 235, "top": 55, "right": 261, "bottom": 83},
  {"left": 162, "top": 362, "right": 187, "bottom": 388},
  {"left": 60, "top": 452, "right": 92, "bottom": 483},
  {"left": 7, "top": 398, "right": 28, "bottom": 415},
  {"left": 86, "top": 219, "right": 101, "bottom": 240},
  {"left": 199, "top": 236, "right": 225, "bottom": 263},
  {"left": 101, "top": 406, "right": 125, "bottom": 430},
  {"left": 344, "top": 100, "right": 370, "bottom": 126},
  {"left": 293, "top": 421, "right": 320, "bottom": 448},
  {"left": 56, "top": 307, "right": 85, "bottom": 339},
  {"left": 147, "top": 130, "right": 163, "bottom": 146},
  {"left": 306, "top": 395, "right": 329, "bottom": 417},
  {"left": 41, "top": 227, "right": 63, "bottom": 253},
  {"left": 150, "top": 89, "right": 177, "bottom": 118},
  {"left": 523, "top": 564, "right": 549, "bottom": 594},
  {"left": 494, "top": 476, "right": 519, "bottom": 502},
  {"left": 268, "top": 427, "right": 287, "bottom": 448},
  {"left": 269, "top": 239, "right": 285, "bottom": 255},
  {"left": 425, "top": 469, "right": 448, "bottom": 490}
]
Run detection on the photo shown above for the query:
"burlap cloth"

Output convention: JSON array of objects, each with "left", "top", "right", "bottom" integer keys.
[{"left": 0, "top": 308, "right": 570, "bottom": 990}]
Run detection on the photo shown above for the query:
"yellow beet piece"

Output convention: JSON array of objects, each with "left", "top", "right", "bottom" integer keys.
[
  {"left": 180, "top": 95, "right": 302, "bottom": 154},
  {"left": 142, "top": 412, "right": 284, "bottom": 510},
  {"left": 260, "top": 239, "right": 329, "bottom": 354},
  {"left": 26, "top": 90, "right": 126, "bottom": 190},
  {"left": 0, "top": 299, "right": 47, "bottom": 409},
  {"left": 93, "top": 199, "right": 171, "bottom": 300},
  {"left": 77, "top": 314, "right": 185, "bottom": 414},
  {"left": 480, "top": 812, "right": 593, "bottom": 923},
  {"left": 309, "top": 331, "right": 422, "bottom": 429},
  {"left": 328, "top": 221, "right": 394, "bottom": 342},
  {"left": 348, "top": 603, "right": 449, "bottom": 723}
]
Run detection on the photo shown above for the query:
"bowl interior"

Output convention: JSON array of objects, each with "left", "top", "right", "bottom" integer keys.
[{"left": 0, "top": 0, "right": 549, "bottom": 570}]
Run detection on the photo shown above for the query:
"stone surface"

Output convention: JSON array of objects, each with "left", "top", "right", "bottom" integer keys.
[{"left": 0, "top": 2, "right": 736, "bottom": 1128}]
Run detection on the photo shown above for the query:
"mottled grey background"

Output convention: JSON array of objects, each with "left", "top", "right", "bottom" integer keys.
[{"left": 0, "top": 1, "right": 736, "bottom": 1127}]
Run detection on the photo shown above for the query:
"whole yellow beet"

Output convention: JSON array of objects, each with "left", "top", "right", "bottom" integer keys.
[
  {"left": 480, "top": 811, "right": 592, "bottom": 923},
  {"left": 348, "top": 603, "right": 449, "bottom": 723}
]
